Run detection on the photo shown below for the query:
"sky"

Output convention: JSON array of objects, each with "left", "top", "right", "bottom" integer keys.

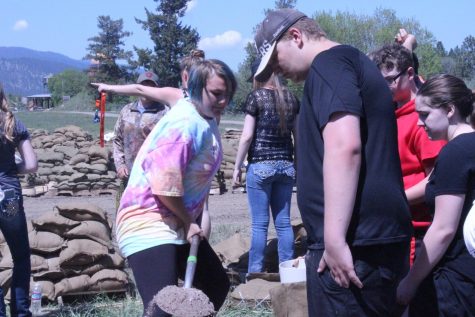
[{"left": 1, "top": 0, "right": 474, "bottom": 71}]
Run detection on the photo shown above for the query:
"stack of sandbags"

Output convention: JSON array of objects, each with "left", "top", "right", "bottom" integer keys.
[
  {"left": 211, "top": 128, "right": 244, "bottom": 193},
  {"left": 0, "top": 203, "right": 128, "bottom": 302},
  {"left": 19, "top": 125, "right": 119, "bottom": 196}
]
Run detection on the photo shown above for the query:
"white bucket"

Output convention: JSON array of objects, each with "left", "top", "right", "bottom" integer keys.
[{"left": 279, "top": 258, "right": 306, "bottom": 284}]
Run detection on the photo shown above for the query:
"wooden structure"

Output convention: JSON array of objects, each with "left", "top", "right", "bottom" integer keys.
[{"left": 27, "top": 94, "right": 53, "bottom": 110}]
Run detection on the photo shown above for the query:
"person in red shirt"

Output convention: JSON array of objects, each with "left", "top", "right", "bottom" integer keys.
[
  {"left": 371, "top": 42, "right": 446, "bottom": 264},
  {"left": 371, "top": 41, "right": 446, "bottom": 317}
]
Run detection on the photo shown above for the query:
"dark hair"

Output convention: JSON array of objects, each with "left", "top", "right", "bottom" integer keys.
[
  {"left": 0, "top": 84, "right": 15, "bottom": 142},
  {"left": 370, "top": 43, "right": 414, "bottom": 73},
  {"left": 417, "top": 74, "right": 475, "bottom": 126},
  {"left": 187, "top": 59, "right": 237, "bottom": 105}
]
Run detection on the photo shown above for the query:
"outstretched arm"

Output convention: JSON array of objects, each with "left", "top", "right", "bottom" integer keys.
[{"left": 91, "top": 83, "right": 183, "bottom": 106}]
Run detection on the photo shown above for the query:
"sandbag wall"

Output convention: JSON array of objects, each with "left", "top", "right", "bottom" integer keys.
[
  {"left": 0, "top": 203, "right": 128, "bottom": 302},
  {"left": 20, "top": 125, "right": 119, "bottom": 196},
  {"left": 210, "top": 128, "right": 244, "bottom": 193}
]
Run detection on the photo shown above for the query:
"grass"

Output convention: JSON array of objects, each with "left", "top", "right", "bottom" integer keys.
[{"left": 15, "top": 111, "right": 116, "bottom": 138}]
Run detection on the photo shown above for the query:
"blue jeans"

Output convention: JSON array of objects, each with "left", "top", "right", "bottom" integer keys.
[
  {"left": 0, "top": 197, "right": 32, "bottom": 317},
  {"left": 246, "top": 161, "right": 295, "bottom": 273}
]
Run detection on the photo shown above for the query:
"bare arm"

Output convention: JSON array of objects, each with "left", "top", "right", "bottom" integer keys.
[
  {"left": 232, "top": 114, "right": 256, "bottom": 188},
  {"left": 16, "top": 139, "right": 38, "bottom": 174},
  {"left": 318, "top": 113, "right": 363, "bottom": 289},
  {"left": 397, "top": 194, "right": 464, "bottom": 304},
  {"left": 91, "top": 83, "right": 183, "bottom": 106},
  {"left": 405, "top": 162, "right": 434, "bottom": 206}
]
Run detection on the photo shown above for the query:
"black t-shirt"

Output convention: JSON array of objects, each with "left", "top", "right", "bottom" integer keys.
[
  {"left": 245, "top": 88, "right": 299, "bottom": 163},
  {"left": 297, "top": 45, "right": 412, "bottom": 250},
  {"left": 0, "top": 117, "right": 30, "bottom": 194},
  {"left": 425, "top": 132, "right": 475, "bottom": 279}
]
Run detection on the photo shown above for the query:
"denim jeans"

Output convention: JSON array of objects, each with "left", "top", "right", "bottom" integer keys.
[
  {"left": 246, "top": 161, "right": 295, "bottom": 273},
  {"left": 0, "top": 197, "right": 32, "bottom": 317}
]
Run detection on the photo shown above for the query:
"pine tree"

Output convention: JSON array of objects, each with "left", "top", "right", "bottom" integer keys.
[
  {"left": 133, "top": 0, "right": 200, "bottom": 87},
  {"left": 85, "top": 16, "right": 133, "bottom": 84}
]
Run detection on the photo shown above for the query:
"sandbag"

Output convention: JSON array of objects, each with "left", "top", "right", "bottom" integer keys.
[
  {"left": 63, "top": 221, "right": 112, "bottom": 249},
  {"left": 28, "top": 231, "right": 65, "bottom": 254},
  {"left": 88, "top": 145, "right": 109, "bottom": 161},
  {"left": 69, "top": 154, "right": 89, "bottom": 165},
  {"left": 54, "top": 202, "right": 109, "bottom": 225},
  {"left": 89, "top": 269, "right": 128, "bottom": 292},
  {"left": 0, "top": 249, "right": 13, "bottom": 269},
  {"left": 62, "top": 251, "right": 125, "bottom": 276},
  {"left": 0, "top": 269, "right": 12, "bottom": 293},
  {"left": 32, "top": 257, "right": 65, "bottom": 281},
  {"left": 213, "top": 233, "right": 250, "bottom": 266},
  {"left": 231, "top": 278, "right": 279, "bottom": 301},
  {"left": 59, "top": 239, "right": 108, "bottom": 267},
  {"left": 30, "top": 254, "right": 49, "bottom": 272},
  {"left": 54, "top": 274, "right": 91, "bottom": 297},
  {"left": 32, "top": 211, "right": 80, "bottom": 236},
  {"left": 270, "top": 282, "right": 308, "bottom": 317}
]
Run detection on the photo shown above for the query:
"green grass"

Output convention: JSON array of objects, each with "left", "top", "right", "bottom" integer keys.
[{"left": 15, "top": 111, "right": 116, "bottom": 138}]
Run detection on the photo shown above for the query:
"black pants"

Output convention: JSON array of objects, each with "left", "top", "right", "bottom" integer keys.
[
  {"left": 306, "top": 242, "right": 409, "bottom": 317},
  {"left": 128, "top": 239, "right": 230, "bottom": 317}
]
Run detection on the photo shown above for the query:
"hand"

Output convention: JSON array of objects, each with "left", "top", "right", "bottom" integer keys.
[
  {"left": 397, "top": 276, "right": 418, "bottom": 305},
  {"left": 395, "top": 28, "right": 417, "bottom": 51},
  {"left": 232, "top": 169, "right": 242, "bottom": 189},
  {"left": 90, "top": 83, "right": 108, "bottom": 93},
  {"left": 117, "top": 166, "right": 129, "bottom": 179},
  {"left": 317, "top": 243, "right": 363, "bottom": 289},
  {"left": 185, "top": 222, "right": 203, "bottom": 243}
]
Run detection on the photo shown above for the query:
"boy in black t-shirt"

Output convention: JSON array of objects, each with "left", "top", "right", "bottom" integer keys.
[{"left": 254, "top": 9, "right": 413, "bottom": 316}]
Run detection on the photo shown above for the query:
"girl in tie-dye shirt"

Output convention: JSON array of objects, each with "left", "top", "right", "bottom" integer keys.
[{"left": 97, "top": 59, "right": 237, "bottom": 317}]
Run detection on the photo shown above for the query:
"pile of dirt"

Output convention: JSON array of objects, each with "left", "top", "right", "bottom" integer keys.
[{"left": 148, "top": 286, "right": 214, "bottom": 317}]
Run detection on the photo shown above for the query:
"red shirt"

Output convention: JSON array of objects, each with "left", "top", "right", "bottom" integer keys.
[{"left": 396, "top": 99, "right": 446, "bottom": 226}]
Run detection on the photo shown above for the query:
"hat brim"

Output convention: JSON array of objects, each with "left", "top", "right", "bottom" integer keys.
[{"left": 254, "top": 41, "right": 276, "bottom": 82}]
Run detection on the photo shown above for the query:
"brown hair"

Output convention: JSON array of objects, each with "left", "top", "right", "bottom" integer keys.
[
  {"left": 280, "top": 17, "right": 326, "bottom": 42},
  {"left": 0, "top": 84, "right": 15, "bottom": 142},
  {"left": 179, "top": 49, "right": 205, "bottom": 73},
  {"left": 369, "top": 43, "right": 414, "bottom": 73},
  {"left": 254, "top": 74, "right": 294, "bottom": 133},
  {"left": 417, "top": 74, "right": 475, "bottom": 127}
]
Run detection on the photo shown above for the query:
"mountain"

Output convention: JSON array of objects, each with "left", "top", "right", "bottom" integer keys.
[{"left": 0, "top": 47, "right": 90, "bottom": 96}]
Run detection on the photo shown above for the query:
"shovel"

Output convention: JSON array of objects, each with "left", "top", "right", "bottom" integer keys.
[{"left": 149, "top": 235, "right": 215, "bottom": 317}]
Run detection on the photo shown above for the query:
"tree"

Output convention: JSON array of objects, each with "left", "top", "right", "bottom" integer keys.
[
  {"left": 133, "top": 0, "right": 200, "bottom": 87},
  {"left": 316, "top": 8, "right": 442, "bottom": 77},
  {"left": 449, "top": 35, "right": 475, "bottom": 80},
  {"left": 85, "top": 16, "right": 133, "bottom": 84},
  {"left": 47, "top": 70, "right": 89, "bottom": 105}
]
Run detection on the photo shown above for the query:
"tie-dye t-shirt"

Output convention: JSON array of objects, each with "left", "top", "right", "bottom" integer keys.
[{"left": 116, "top": 98, "right": 223, "bottom": 257}]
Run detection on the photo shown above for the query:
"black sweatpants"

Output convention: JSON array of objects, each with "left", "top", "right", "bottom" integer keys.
[{"left": 128, "top": 239, "right": 230, "bottom": 317}]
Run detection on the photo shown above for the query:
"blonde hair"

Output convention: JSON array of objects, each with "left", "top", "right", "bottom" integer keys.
[{"left": 0, "top": 84, "right": 15, "bottom": 142}]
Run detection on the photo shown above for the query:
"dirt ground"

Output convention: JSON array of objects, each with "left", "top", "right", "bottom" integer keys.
[{"left": 23, "top": 191, "right": 302, "bottom": 244}]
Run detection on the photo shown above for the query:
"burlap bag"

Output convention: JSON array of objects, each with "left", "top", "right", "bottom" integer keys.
[
  {"left": 89, "top": 269, "right": 128, "bottom": 292},
  {"left": 0, "top": 269, "right": 12, "bottom": 293},
  {"left": 270, "top": 282, "right": 308, "bottom": 317},
  {"left": 88, "top": 145, "right": 109, "bottom": 161},
  {"left": 28, "top": 231, "right": 65, "bottom": 254},
  {"left": 69, "top": 154, "right": 89, "bottom": 165},
  {"left": 30, "top": 254, "right": 49, "bottom": 272},
  {"left": 63, "top": 220, "right": 112, "bottom": 249},
  {"left": 62, "top": 251, "right": 125, "bottom": 276},
  {"left": 230, "top": 278, "right": 279, "bottom": 301},
  {"left": 32, "top": 257, "right": 65, "bottom": 281},
  {"left": 54, "top": 274, "right": 91, "bottom": 297},
  {"left": 59, "top": 239, "right": 108, "bottom": 267},
  {"left": 54, "top": 203, "right": 109, "bottom": 225}
]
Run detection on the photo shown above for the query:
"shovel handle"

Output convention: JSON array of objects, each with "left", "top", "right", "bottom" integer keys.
[{"left": 184, "top": 235, "right": 200, "bottom": 288}]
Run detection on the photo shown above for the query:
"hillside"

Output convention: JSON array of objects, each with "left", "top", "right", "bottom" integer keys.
[{"left": 0, "top": 47, "right": 89, "bottom": 96}]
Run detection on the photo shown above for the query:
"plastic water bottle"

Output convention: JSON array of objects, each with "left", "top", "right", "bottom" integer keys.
[{"left": 30, "top": 282, "right": 42, "bottom": 316}]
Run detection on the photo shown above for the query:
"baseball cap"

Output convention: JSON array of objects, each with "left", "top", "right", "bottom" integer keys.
[
  {"left": 254, "top": 9, "right": 307, "bottom": 82},
  {"left": 247, "top": 58, "right": 262, "bottom": 82},
  {"left": 137, "top": 71, "right": 159, "bottom": 86},
  {"left": 463, "top": 200, "right": 475, "bottom": 258}
]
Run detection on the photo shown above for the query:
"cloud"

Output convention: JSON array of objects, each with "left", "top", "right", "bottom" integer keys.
[
  {"left": 186, "top": 0, "right": 198, "bottom": 13},
  {"left": 199, "top": 31, "right": 242, "bottom": 50},
  {"left": 13, "top": 20, "right": 28, "bottom": 31}
]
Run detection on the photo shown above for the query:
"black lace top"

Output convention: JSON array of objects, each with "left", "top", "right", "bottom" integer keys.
[{"left": 245, "top": 88, "right": 299, "bottom": 163}]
